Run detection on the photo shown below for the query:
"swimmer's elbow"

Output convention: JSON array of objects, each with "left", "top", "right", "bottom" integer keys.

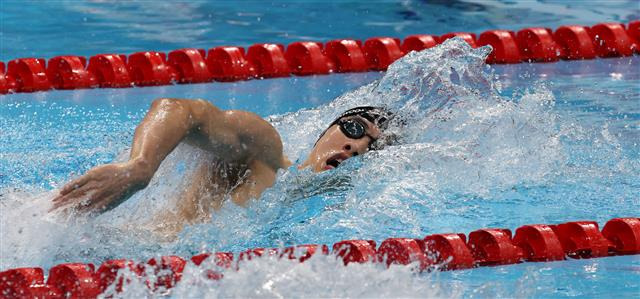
[
  {"left": 151, "top": 98, "right": 224, "bottom": 128},
  {"left": 150, "top": 98, "right": 186, "bottom": 110}
]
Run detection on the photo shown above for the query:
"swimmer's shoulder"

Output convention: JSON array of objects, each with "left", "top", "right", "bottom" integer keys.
[{"left": 190, "top": 98, "right": 291, "bottom": 171}]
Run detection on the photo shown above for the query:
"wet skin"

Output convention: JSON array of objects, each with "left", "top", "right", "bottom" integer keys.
[{"left": 51, "top": 98, "right": 380, "bottom": 233}]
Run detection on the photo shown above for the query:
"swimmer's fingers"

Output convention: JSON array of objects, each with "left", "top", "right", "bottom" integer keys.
[
  {"left": 74, "top": 189, "right": 107, "bottom": 213},
  {"left": 72, "top": 180, "right": 122, "bottom": 212},
  {"left": 54, "top": 179, "right": 94, "bottom": 204},
  {"left": 58, "top": 174, "right": 92, "bottom": 197},
  {"left": 77, "top": 193, "right": 115, "bottom": 214},
  {"left": 51, "top": 190, "right": 83, "bottom": 210},
  {"left": 50, "top": 190, "right": 89, "bottom": 211},
  {"left": 50, "top": 180, "right": 99, "bottom": 211}
]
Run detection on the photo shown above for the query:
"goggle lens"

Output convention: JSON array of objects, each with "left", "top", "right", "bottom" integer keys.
[
  {"left": 338, "top": 118, "right": 383, "bottom": 151},
  {"left": 339, "top": 119, "right": 367, "bottom": 139}
]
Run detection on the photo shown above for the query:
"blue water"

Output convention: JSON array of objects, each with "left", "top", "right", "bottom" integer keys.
[
  {"left": 1, "top": 0, "right": 639, "bottom": 61},
  {"left": 1, "top": 1, "right": 640, "bottom": 298}
]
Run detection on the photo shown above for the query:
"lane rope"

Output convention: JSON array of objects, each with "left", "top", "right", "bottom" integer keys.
[
  {"left": 1, "top": 217, "right": 638, "bottom": 298},
  {"left": 1, "top": 21, "right": 638, "bottom": 94}
]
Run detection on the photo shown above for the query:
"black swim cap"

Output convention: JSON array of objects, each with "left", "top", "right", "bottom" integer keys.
[{"left": 332, "top": 106, "right": 394, "bottom": 130}]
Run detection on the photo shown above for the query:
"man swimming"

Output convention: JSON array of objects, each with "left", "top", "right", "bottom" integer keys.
[{"left": 52, "top": 98, "right": 394, "bottom": 233}]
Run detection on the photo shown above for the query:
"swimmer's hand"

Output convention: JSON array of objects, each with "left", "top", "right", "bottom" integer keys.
[{"left": 51, "top": 161, "right": 150, "bottom": 214}]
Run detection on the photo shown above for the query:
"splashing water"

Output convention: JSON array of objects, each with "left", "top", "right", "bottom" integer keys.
[
  {"left": 103, "top": 254, "right": 455, "bottom": 298},
  {"left": 1, "top": 38, "right": 637, "bottom": 297}
]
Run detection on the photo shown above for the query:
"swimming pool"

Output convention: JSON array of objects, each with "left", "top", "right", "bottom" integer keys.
[{"left": 1, "top": 1, "right": 639, "bottom": 298}]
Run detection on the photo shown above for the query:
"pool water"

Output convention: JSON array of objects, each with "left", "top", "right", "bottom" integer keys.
[{"left": 1, "top": 1, "right": 639, "bottom": 298}]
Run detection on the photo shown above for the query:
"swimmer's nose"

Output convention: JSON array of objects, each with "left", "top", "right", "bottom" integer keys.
[
  {"left": 343, "top": 143, "right": 362, "bottom": 157},
  {"left": 343, "top": 144, "right": 354, "bottom": 157}
]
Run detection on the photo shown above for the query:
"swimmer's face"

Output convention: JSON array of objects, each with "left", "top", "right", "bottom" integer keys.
[{"left": 301, "top": 116, "right": 381, "bottom": 172}]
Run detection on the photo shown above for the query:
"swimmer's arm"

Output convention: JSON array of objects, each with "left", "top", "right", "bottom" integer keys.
[
  {"left": 53, "top": 98, "right": 200, "bottom": 211},
  {"left": 130, "top": 98, "right": 288, "bottom": 180},
  {"left": 125, "top": 97, "right": 211, "bottom": 180},
  {"left": 54, "top": 98, "right": 287, "bottom": 212}
]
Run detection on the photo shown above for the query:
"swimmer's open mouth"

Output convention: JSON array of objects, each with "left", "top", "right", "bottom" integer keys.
[{"left": 325, "top": 153, "right": 348, "bottom": 170}]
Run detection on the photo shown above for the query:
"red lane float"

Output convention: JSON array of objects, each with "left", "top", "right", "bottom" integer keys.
[
  {"left": 46, "top": 263, "right": 101, "bottom": 299},
  {"left": 628, "top": 20, "right": 640, "bottom": 53},
  {"left": 0, "top": 271, "right": 62, "bottom": 299},
  {"left": 551, "top": 221, "right": 611, "bottom": 258},
  {"left": 285, "top": 42, "right": 331, "bottom": 75},
  {"left": 440, "top": 32, "right": 477, "bottom": 48},
  {"left": 1, "top": 217, "right": 639, "bottom": 298},
  {"left": 86, "top": 54, "right": 131, "bottom": 88},
  {"left": 477, "top": 30, "right": 521, "bottom": 64},
  {"left": 127, "top": 51, "right": 178, "bottom": 86},
  {"left": 7, "top": 58, "right": 51, "bottom": 92},
  {"left": 237, "top": 248, "right": 280, "bottom": 262},
  {"left": 0, "top": 268, "right": 48, "bottom": 298},
  {"left": 377, "top": 238, "right": 429, "bottom": 270},
  {"left": 553, "top": 25, "right": 597, "bottom": 60},
  {"left": 324, "top": 39, "right": 368, "bottom": 72},
  {"left": 467, "top": 228, "right": 524, "bottom": 265},
  {"left": 190, "top": 252, "right": 234, "bottom": 268},
  {"left": 145, "top": 256, "right": 186, "bottom": 290},
  {"left": 401, "top": 34, "right": 439, "bottom": 53},
  {"left": 26, "top": 284, "right": 62, "bottom": 299},
  {"left": 190, "top": 253, "right": 233, "bottom": 281},
  {"left": 246, "top": 44, "right": 290, "bottom": 78},
  {"left": 167, "top": 48, "right": 212, "bottom": 83},
  {"left": 95, "top": 259, "right": 139, "bottom": 293},
  {"left": 332, "top": 240, "right": 377, "bottom": 265},
  {"left": 363, "top": 37, "right": 404, "bottom": 70},
  {"left": 512, "top": 224, "right": 565, "bottom": 261},
  {"left": 281, "top": 244, "right": 330, "bottom": 262},
  {"left": 0, "top": 62, "right": 18, "bottom": 94},
  {"left": 423, "top": 233, "right": 474, "bottom": 270},
  {"left": 601, "top": 218, "right": 640, "bottom": 254},
  {"left": 590, "top": 23, "right": 635, "bottom": 57},
  {"left": 516, "top": 27, "right": 560, "bottom": 62},
  {"left": 46, "top": 56, "right": 97, "bottom": 89},
  {"left": 1, "top": 21, "right": 638, "bottom": 94},
  {"left": 206, "top": 46, "right": 254, "bottom": 81}
]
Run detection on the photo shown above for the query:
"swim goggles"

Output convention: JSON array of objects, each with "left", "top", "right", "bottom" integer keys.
[{"left": 337, "top": 117, "right": 379, "bottom": 150}]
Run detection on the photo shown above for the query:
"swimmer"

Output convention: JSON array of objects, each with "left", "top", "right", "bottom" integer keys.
[{"left": 51, "top": 99, "right": 395, "bottom": 233}]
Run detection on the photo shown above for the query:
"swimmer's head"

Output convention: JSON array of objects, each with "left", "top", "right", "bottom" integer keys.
[{"left": 301, "top": 106, "right": 398, "bottom": 172}]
